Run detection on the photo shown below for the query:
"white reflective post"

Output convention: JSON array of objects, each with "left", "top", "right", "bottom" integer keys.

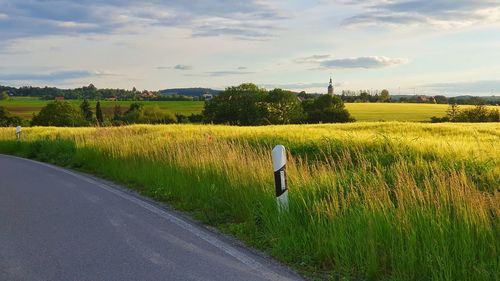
[
  {"left": 272, "top": 145, "right": 288, "bottom": 211},
  {"left": 15, "top": 125, "right": 21, "bottom": 140}
]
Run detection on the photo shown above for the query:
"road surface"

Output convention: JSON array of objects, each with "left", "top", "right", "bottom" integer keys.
[{"left": 0, "top": 155, "right": 303, "bottom": 281}]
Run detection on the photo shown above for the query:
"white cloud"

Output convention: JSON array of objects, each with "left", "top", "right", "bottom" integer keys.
[
  {"left": 0, "top": 0, "right": 285, "bottom": 41},
  {"left": 54, "top": 21, "right": 97, "bottom": 29},
  {"left": 296, "top": 55, "right": 408, "bottom": 69},
  {"left": 295, "top": 55, "right": 332, "bottom": 64},
  {"left": 206, "top": 70, "right": 255, "bottom": 77},
  {"left": 342, "top": 0, "right": 500, "bottom": 29}
]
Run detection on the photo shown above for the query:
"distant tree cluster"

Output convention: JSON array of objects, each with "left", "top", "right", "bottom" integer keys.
[
  {"left": 340, "top": 89, "right": 391, "bottom": 103},
  {"left": 431, "top": 104, "right": 499, "bottom": 123},
  {"left": 338, "top": 89, "right": 499, "bottom": 105},
  {"left": 0, "top": 84, "right": 192, "bottom": 101},
  {"left": 202, "top": 83, "right": 353, "bottom": 125}
]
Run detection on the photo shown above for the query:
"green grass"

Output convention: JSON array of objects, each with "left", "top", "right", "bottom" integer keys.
[
  {"left": 0, "top": 123, "right": 498, "bottom": 280},
  {"left": 2, "top": 97, "right": 495, "bottom": 122}
]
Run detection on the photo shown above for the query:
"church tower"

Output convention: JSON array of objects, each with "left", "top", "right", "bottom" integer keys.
[{"left": 328, "top": 77, "right": 334, "bottom": 95}]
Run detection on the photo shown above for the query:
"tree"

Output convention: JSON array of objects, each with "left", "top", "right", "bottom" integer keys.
[
  {"left": 80, "top": 99, "right": 93, "bottom": 122},
  {"left": 32, "top": 101, "right": 86, "bottom": 126},
  {"left": 96, "top": 101, "right": 104, "bottom": 124},
  {"left": 359, "top": 92, "right": 370, "bottom": 102},
  {"left": 379, "top": 89, "right": 390, "bottom": 102},
  {"left": 0, "top": 91, "right": 9, "bottom": 100},
  {"left": 446, "top": 104, "right": 459, "bottom": 121},
  {"left": 303, "top": 94, "right": 354, "bottom": 123},
  {"left": 202, "top": 83, "right": 267, "bottom": 125},
  {"left": 264, "top": 89, "right": 305, "bottom": 124},
  {"left": 434, "top": 95, "right": 448, "bottom": 104}
]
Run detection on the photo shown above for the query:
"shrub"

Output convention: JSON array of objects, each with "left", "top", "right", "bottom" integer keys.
[
  {"left": 432, "top": 104, "right": 500, "bottom": 123},
  {"left": 31, "top": 101, "right": 86, "bottom": 127},
  {"left": 0, "top": 106, "right": 21, "bottom": 127}
]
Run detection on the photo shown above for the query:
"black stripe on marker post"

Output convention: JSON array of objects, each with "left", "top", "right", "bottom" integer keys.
[
  {"left": 272, "top": 145, "right": 289, "bottom": 211},
  {"left": 274, "top": 165, "right": 287, "bottom": 197}
]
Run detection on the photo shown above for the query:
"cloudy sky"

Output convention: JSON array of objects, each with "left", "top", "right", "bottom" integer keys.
[{"left": 0, "top": 0, "right": 499, "bottom": 95}]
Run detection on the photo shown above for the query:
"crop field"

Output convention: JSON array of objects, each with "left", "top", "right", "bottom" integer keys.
[
  {"left": 2, "top": 97, "right": 495, "bottom": 122},
  {"left": 0, "top": 122, "right": 498, "bottom": 280},
  {"left": 0, "top": 98, "right": 205, "bottom": 119}
]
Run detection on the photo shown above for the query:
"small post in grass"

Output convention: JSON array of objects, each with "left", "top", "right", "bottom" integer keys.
[
  {"left": 272, "top": 145, "right": 288, "bottom": 211},
  {"left": 15, "top": 125, "right": 22, "bottom": 141}
]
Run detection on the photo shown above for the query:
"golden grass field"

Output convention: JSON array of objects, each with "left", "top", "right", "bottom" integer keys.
[{"left": 0, "top": 122, "right": 498, "bottom": 280}]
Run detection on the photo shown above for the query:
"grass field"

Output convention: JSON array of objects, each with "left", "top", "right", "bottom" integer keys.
[
  {"left": 0, "top": 123, "right": 498, "bottom": 280},
  {"left": 0, "top": 97, "right": 204, "bottom": 119},
  {"left": 2, "top": 97, "right": 494, "bottom": 122}
]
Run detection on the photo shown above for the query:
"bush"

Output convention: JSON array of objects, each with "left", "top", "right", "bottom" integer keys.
[
  {"left": 31, "top": 101, "right": 86, "bottom": 127},
  {"left": 455, "top": 105, "right": 499, "bottom": 122},
  {"left": 432, "top": 104, "right": 499, "bottom": 123},
  {"left": 120, "top": 103, "right": 176, "bottom": 124},
  {"left": 0, "top": 106, "right": 21, "bottom": 127},
  {"left": 175, "top": 114, "right": 190, "bottom": 124},
  {"left": 188, "top": 113, "right": 203, "bottom": 123},
  {"left": 0, "top": 92, "right": 9, "bottom": 100},
  {"left": 430, "top": 116, "right": 449, "bottom": 123}
]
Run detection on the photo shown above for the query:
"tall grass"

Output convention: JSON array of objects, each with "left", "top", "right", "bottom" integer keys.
[{"left": 0, "top": 122, "right": 498, "bottom": 280}]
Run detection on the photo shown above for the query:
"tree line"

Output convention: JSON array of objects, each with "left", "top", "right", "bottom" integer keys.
[
  {"left": 337, "top": 89, "right": 498, "bottom": 105},
  {"left": 0, "top": 84, "right": 192, "bottom": 101}
]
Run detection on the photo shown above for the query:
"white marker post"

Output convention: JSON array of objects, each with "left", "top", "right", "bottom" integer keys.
[
  {"left": 15, "top": 125, "right": 21, "bottom": 141},
  {"left": 272, "top": 145, "right": 288, "bottom": 211}
]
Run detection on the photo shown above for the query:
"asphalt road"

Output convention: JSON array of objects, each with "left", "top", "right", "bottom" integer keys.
[{"left": 0, "top": 155, "right": 303, "bottom": 281}]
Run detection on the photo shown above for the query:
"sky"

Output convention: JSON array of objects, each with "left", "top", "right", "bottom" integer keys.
[{"left": 0, "top": 0, "right": 499, "bottom": 96}]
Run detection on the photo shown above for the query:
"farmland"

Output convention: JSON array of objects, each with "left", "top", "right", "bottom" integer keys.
[
  {"left": 0, "top": 98, "right": 205, "bottom": 119},
  {"left": 2, "top": 97, "right": 495, "bottom": 122},
  {"left": 0, "top": 122, "right": 498, "bottom": 280}
]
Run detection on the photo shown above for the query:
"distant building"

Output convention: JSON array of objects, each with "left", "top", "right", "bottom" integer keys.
[
  {"left": 416, "top": 95, "right": 429, "bottom": 103},
  {"left": 202, "top": 93, "right": 213, "bottom": 101},
  {"left": 328, "top": 77, "right": 334, "bottom": 95},
  {"left": 140, "top": 90, "right": 158, "bottom": 99},
  {"left": 55, "top": 96, "right": 64, "bottom": 101},
  {"left": 106, "top": 96, "right": 117, "bottom": 101}
]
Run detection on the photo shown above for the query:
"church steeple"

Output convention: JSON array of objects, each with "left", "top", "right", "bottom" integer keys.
[{"left": 328, "top": 76, "right": 334, "bottom": 95}]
